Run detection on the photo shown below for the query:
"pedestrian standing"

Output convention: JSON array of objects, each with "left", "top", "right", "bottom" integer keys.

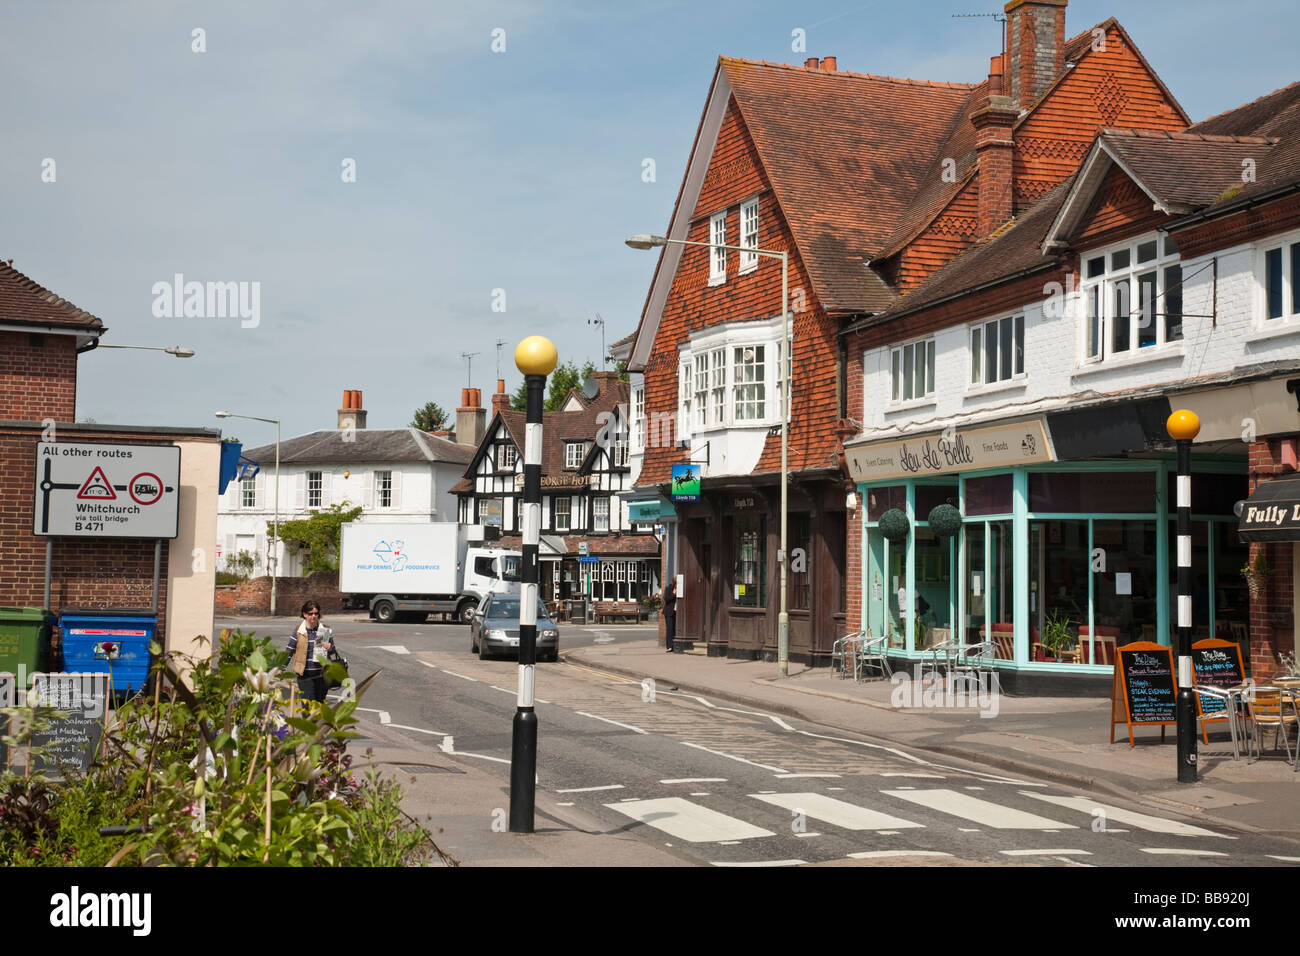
[
  {"left": 287, "top": 600, "right": 334, "bottom": 703},
  {"left": 663, "top": 579, "right": 677, "bottom": 653}
]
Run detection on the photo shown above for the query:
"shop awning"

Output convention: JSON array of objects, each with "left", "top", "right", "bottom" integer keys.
[
  {"left": 628, "top": 499, "right": 675, "bottom": 522},
  {"left": 1238, "top": 476, "right": 1300, "bottom": 542}
]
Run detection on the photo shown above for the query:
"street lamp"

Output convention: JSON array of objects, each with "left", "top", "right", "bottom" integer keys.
[
  {"left": 626, "top": 233, "right": 793, "bottom": 677},
  {"left": 215, "top": 410, "right": 281, "bottom": 616},
  {"left": 94, "top": 344, "right": 196, "bottom": 357},
  {"left": 511, "top": 334, "right": 558, "bottom": 833},
  {"left": 1168, "top": 408, "right": 1201, "bottom": 783}
]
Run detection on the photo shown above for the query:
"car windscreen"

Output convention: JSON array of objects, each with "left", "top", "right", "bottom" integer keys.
[{"left": 486, "top": 598, "right": 549, "bottom": 619}]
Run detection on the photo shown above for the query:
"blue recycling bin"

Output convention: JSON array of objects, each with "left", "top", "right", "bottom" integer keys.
[{"left": 57, "top": 609, "right": 157, "bottom": 694}]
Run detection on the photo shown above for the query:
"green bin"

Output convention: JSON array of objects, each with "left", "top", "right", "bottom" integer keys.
[{"left": 0, "top": 607, "right": 54, "bottom": 686}]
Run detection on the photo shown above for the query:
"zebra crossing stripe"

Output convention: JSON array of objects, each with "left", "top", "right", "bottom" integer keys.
[
  {"left": 606, "top": 798, "right": 775, "bottom": 843},
  {"left": 1019, "top": 792, "right": 1232, "bottom": 838},
  {"left": 846, "top": 850, "right": 951, "bottom": 860},
  {"left": 750, "top": 792, "right": 923, "bottom": 831},
  {"left": 884, "top": 789, "right": 1075, "bottom": 829}
]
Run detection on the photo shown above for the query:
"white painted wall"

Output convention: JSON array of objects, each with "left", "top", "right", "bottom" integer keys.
[{"left": 168, "top": 438, "right": 219, "bottom": 660}]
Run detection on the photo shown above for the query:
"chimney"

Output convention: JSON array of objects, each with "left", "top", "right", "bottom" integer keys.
[
  {"left": 970, "top": 55, "right": 1019, "bottom": 235},
  {"left": 456, "top": 386, "right": 485, "bottom": 447},
  {"left": 588, "top": 371, "right": 620, "bottom": 396},
  {"left": 338, "top": 389, "right": 367, "bottom": 430},
  {"left": 1004, "top": 0, "right": 1067, "bottom": 109},
  {"left": 820, "top": 56, "right": 837, "bottom": 72},
  {"left": 491, "top": 378, "right": 510, "bottom": 416},
  {"left": 804, "top": 57, "right": 818, "bottom": 68}
]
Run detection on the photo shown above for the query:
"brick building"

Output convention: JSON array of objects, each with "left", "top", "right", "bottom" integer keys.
[{"left": 0, "top": 261, "right": 219, "bottom": 659}]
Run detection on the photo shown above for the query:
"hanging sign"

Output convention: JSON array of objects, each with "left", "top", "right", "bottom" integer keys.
[
  {"left": 671, "top": 464, "right": 700, "bottom": 502},
  {"left": 34, "top": 442, "right": 180, "bottom": 538}
]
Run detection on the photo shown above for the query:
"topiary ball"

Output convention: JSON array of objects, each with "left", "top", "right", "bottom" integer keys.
[
  {"left": 927, "top": 503, "right": 963, "bottom": 538},
  {"left": 878, "top": 508, "right": 910, "bottom": 541}
]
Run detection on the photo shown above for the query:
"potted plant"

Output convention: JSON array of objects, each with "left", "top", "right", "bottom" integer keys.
[
  {"left": 1040, "top": 608, "right": 1075, "bottom": 661},
  {"left": 639, "top": 593, "right": 662, "bottom": 622},
  {"left": 1241, "top": 553, "right": 1272, "bottom": 600}
]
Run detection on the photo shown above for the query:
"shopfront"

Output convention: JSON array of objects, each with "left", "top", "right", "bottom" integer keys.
[{"left": 848, "top": 418, "right": 1248, "bottom": 688}]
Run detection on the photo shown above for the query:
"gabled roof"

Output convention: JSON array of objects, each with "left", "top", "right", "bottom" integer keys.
[
  {"left": 0, "top": 260, "right": 105, "bottom": 347},
  {"left": 242, "top": 428, "right": 473, "bottom": 466}
]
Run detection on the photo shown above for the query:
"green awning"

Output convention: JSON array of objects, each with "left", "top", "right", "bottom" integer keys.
[{"left": 629, "top": 500, "right": 675, "bottom": 522}]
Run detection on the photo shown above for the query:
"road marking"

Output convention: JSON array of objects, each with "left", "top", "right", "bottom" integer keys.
[
  {"left": 1057, "top": 856, "right": 1096, "bottom": 867},
  {"left": 661, "top": 778, "right": 728, "bottom": 784},
  {"left": 1000, "top": 849, "right": 1093, "bottom": 857},
  {"left": 794, "top": 832, "right": 821, "bottom": 838},
  {"left": 355, "top": 706, "right": 391, "bottom": 724},
  {"left": 718, "top": 841, "right": 740, "bottom": 845},
  {"left": 606, "top": 798, "right": 775, "bottom": 843},
  {"left": 361, "top": 644, "right": 410, "bottom": 654},
  {"left": 681, "top": 741, "right": 787, "bottom": 773},
  {"left": 846, "top": 850, "right": 951, "bottom": 860},
  {"left": 797, "top": 730, "right": 1041, "bottom": 785},
  {"left": 575, "top": 711, "right": 648, "bottom": 734},
  {"left": 560, "top": 660, "right": 639, "bottom": 684},
  {"left": 389, "top": 723, "right": 450, "bottom": 736},
  {"left": 1140, "top": 848, "right": 1230, "bottom": 857},
  {"left": 556, "top": 802, "right": 574, "bottom": 807},
  {"left": 1020, "top": 792, "right": 1232, "bottom": 839},
  {"left": 750, "top": 792, "right": 923, "bottom": 831},
  {"left": 1267, "top": 855, "right": 1300, "bottom": 862},
  {"left": 556, "top": 784, "right": 625, "bottom": 793},
  {"left": 964, "top": 786, "right": 985, "bottom": 791},
  {"left": 489, "top": 685, "right": 516, "bottom": 696},
  {"left": 712, "top": 860, "right": 805, "bottom": 867},
  {"left": 877, "top": 830, "right": 901, "bottom": 836},
  {"left": 436, "top": 666, "right": 479, "bottom": 682},
  {"left": 592, "top": 632, "right": 614, "bottom": 644},
  {"left": 879, "top": 772, "right": 945, "bottom": 778},
  {"left": 774, "top": 773, "right": 841, "bottom": 779},
  {"left": 655, "top": 690, "right": 794, "bottom": 732},
  {"left": 884, "top": 789, "right": 1075, "bottom": 829},
  {"left": 439, "top": 735, "right": 510, "bottom": 765},
  {"left": 691, "top": 793, "right": 712, "bottom": 797}
]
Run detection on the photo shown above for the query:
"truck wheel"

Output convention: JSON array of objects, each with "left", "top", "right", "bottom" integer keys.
[
  {"left": 458, "top": 601, "right": 477, "bottom": 625},
  {"left": 373, "top": 600, "right": 396, "bottom": 624}
]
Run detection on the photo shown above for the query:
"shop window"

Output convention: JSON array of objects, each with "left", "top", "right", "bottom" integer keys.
[
  {"left": 915, "top": 483, "right": 958, "bottom": 517},
  {"left": 964, "top": 474, "right": 1013, "bottom": 516},
  {"left": 1029, "top": 520, "right": 1090, "bottom": 664},
  {"left": 1028, "top": 471, "right": 1156, "bottom": 513},
  {"left": 865, "top": 485, "right": 906, "bottom": 521},
  {"left": 791, "top": 514, "right": 811, "bottom": 610},
  {"left": 734, "top": 515, "right": 766, "bottom": 608},
  {"left": 1163, "top": 471, "right": 1246, "bottom": 516}
]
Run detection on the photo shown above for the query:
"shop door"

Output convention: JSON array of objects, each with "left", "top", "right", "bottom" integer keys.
[{"left": 700, "top": 540, "right": 713, "bottom": 641}]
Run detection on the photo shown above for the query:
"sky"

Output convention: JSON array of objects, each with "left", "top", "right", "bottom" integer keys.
[{"left": 3, "top": 0, "right": 1297, "bottom": 442}]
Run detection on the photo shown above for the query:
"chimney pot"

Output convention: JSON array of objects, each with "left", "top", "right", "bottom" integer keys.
[
  {"left": 820, "top": 56, "right": 837, "bottom": 72},
  {"left": 804, "top": 57, "right": 818, "bottom": 68},
  {"left": 338, "top": 389, "right": 366, "bottom": 429}
]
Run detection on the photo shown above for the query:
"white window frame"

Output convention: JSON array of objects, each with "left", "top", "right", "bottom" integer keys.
[
  {"left": 553, "top": 495, "right": 571, "bottom": 532},
  {"left": 694, "top": 353, "right": 709, "bottom": 427},
  {"left": 565, "top": 442, "right": 586, "bottom": 469},
  {"left": 1080, "top": 232, "right": 1183, "bottom": 365},
  {"left": 307, "top": 470, "right": 322, "bottom": 509},
  {"left": 593, "top": 497, "right": 610, "bottom": 532},
  {"left": 969, "top": 315, "right": 1025, "bottom": 388},
  {"left": 678, "top": 360, "right": 692, "bottom": 441},
  {"left": 633, "top": 386, "right": 645, "bottom": 449},
  {"left": 889, "top": 337, "right": 936, "bottom": 405},
  {"left": 709, "top": 211, "right": 727, "bottom": 285},
  {"left": 375, "top": 470, "right": 393, "bottom": 508},
  {"left": 498, "top": 444, "right": 517, "bottom": 471},
  {"left": 733, "top": 344, "right": 766, "bottom": 421},
  {"left": 240, "top": 474, "right": 256, "bottom": 508},
  {"left": 710, "top": 347, "right": 726, "bottom": 426},
  {"left": 739, "top": 198, "right": 759, "bottom": 274},
  {"left": 1259, "top": 229, "right": 1300, "bottom": 328}
]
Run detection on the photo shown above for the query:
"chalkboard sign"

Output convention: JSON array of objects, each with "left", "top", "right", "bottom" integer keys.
[
  {"left": 1110, "top": 641, "right": 1176, "bottom": 746},
  {"left": 1192, "top": 638, "right": 1246, "bottom": 736},
  {"left": 26, "top": 673, "right": 108, "bottom": 775}
]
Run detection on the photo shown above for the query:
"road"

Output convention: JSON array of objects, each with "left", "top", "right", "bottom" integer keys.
[{"left": 220, "top": 614, "right": 1300, "bottom": 867}]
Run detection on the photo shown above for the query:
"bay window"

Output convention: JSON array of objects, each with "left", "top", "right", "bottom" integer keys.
[
  {"left": 1081, "top": 233, "right": 1182, "bottom": 363},
  {"left": 733, "top": 345, "right": 766, "bottom": 421}
]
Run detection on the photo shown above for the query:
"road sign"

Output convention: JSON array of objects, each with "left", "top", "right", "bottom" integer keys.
[{"left": 34, "top": 442, "right": 180, "bottom": 538}]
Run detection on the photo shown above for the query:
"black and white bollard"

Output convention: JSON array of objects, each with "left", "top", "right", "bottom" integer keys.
[
  {"left": 1168, "top": 409, "right": 1201, "bottom": 784},
  {"left": 510, "top": 336, "right": 556, "bottom": 832}
]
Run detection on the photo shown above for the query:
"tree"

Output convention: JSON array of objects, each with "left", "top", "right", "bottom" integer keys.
[
  {"left": 271, "top": 501, "right": 363, "bottom": 574},
  {"left": 510, "top": 359, "right": 598, "bottom": 412},
  {"left": 410, "top": 401, "right": 448, "bottom": 431}
]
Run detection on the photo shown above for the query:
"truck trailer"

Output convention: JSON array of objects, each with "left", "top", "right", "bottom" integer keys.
[{"left": 339, "top": 522, "right": 520, "bottom": 624}]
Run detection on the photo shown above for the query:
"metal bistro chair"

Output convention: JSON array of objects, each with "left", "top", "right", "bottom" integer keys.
[
  {"left": 951, "top": 639, "right": 996, "bottom": 694},
  {"left": 831, "top": 630, "right": 864, "bottom": 679},
  {"left": 854, "top": 632, "right": 893, "bottom": 682},
  {"left": 1194, "top": 685, "right": 1252, "bottom": 761},
  {"left": 924, "top": 635, "right": 959, "bottom": 684},
  {"left": 1247, "top": 686, "right": 1299, "bottom": 770}
]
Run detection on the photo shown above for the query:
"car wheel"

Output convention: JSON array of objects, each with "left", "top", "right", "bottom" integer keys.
[
  {"left": 373, "top": 600, "right": 396, "bottom": 624},
  {"left": 458, "top": 600, "right": 477, "bottom": 625},
  {"left": 478, "top": 637, "right": 490, "bottom": 661}
]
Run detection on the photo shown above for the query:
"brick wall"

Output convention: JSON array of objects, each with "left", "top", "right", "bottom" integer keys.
[
  {"left": 1247, "top": 439, "right": 1296, "bottom": 679},
  {"left": 0, "top": 331, "right": 77, "bottom": 421},
  {"left": 1006, "top": 0, "right": 1066, "bottom": 111},
  {"left": 213, "top": 571, "right": 344, "bottom": 616}
]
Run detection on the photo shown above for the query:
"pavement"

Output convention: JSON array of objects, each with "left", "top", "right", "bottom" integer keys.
[{"left": 364, "top": 635, "right": 1300, "bottom": 865}]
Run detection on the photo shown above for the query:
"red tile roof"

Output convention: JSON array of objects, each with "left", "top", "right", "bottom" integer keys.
[{"left": 0, "top": 261, "right": 104, "bottom": 332}]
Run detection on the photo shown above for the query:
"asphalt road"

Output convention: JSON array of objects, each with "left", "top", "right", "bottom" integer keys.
[{"left": 220, "top": 614, "right": 1300, "bottom": 867}]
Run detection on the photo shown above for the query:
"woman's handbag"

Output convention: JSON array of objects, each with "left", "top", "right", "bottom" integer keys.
[{"left": 324, "top": 642, "right": 350, "bottom": 690}]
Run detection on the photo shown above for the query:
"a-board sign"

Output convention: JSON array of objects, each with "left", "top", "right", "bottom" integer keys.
[
  {"left": 26, "top": 673, "right": 108, "bottom": 775},
  {"left": 1110, "top": 641, "right": 1176, "bottom": 746},
  {"left": 1192, "top": 638, "right": 1247, "bottom": 740},
  {"left": 34, "top": 442, "right": 180, "bottom": 538}
]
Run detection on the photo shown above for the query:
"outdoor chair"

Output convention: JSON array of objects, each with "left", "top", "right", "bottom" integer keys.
[
  {"left": 1193, "top": 685, "right": 1252, "bottom": 760},
  {"left": 831, "top": 630, "right": 863, "bottom": 678},
  {"left": 853, "top": 632, "right": 892, "bottom": 682},
  {"left": 1246, "top": 687, "right": 1299, "bottom": 770},
  {"left": 951, "top": 639, "right": 996, "bottom": 693}
]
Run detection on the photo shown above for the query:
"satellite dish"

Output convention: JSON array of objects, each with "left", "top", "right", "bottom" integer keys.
[{"left": 582, "top": 377, "right": 600, "bottom": 400}]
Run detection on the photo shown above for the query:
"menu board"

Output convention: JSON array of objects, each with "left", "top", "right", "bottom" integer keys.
[
  {"left": 1110, "top": 642, "right": 1176, "bottom": 746},
  {"left": 1191, "top": 638, "right": 1245, "bottom": 719},
  {"left": 26, "top": 673, "right": 108, "bottom": 775}
]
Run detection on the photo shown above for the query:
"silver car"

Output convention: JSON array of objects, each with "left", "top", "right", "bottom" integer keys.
[{"left": 470, "top": 594, "right": 560, "bottom": 662}]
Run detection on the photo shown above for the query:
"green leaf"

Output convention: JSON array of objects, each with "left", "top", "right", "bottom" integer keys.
[
  {"left": 285, "top": 718, "right": 318, "bottom": 734},
  {"left": 248, "top": 649, "right": 267, "bottom": 673}
]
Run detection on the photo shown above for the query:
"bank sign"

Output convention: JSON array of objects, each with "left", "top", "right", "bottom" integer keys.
[
  {"left": 845, "top": 419, "right": 1054, "bottom": 483},
  {"left": 34, "top": 442, "right": 180, "bottom": 538}
]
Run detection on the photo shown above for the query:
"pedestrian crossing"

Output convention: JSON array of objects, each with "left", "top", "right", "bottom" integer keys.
[{"left": 596, "top": 784, "right": 1242, "bottom": 863}]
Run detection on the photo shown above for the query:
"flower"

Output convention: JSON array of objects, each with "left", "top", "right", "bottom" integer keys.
[{"left": 243, "top": 666, "right": 281, "bottom": 697}]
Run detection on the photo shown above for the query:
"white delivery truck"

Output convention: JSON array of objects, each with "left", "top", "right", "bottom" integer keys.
[{"left": 339, "top": 522, "right": 521, "bottom": 624}]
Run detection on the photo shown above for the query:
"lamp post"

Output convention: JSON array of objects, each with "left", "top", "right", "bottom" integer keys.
[
  {"left": 510, "top": 334, "right": 557, "bottom": 832},
  {"left": 215, "top": 411, "right": 281, "bottom": 616},
  {"left": 1168, "top": 409, "right": 1201, "bottom": 783},
  {"left": 93, "top": 344, "right": 196, "bottom": 357},
  {"left": 626, "top": 234, "right": 792, "bottom": 677}
]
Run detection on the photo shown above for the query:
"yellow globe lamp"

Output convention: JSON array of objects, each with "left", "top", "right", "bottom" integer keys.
[
  {"left": 1166, "top": 409, "right": 1201, "bottom": 442},
  {"left": 515, "top": 336, "right": 558, "bottom": 377}
]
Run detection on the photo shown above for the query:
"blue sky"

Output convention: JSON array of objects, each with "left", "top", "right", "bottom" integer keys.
[{"left": 2, "top": 0, "right": 1295, "bottom": 441}]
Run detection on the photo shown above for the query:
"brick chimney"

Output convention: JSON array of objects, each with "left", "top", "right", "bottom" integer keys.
[
  {"left": 1004, "top": 0, "right": 1067, "bottom": 110},
  {"left": 970, "top": 55, "right": 1019, "bottom": 235},
  {"left": 491, "top": 378, "right": 510, "bottom": 416},
  {"left": 588, "top": 371, "right": 620, "bottom": 396},
  {"left": 456, "top": 387, "right": 485, "bottom": 447},
  {"left": 338, "top": 389, "right": 367, "bottom": 429}
]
